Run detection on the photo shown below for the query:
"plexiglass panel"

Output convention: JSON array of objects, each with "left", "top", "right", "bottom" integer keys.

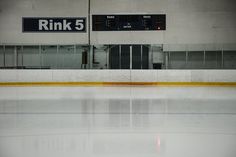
[
  {"left": 41, "top": 45, "right": 58, "bottom": 69},
  {"left": 5, "top": 46, "right": 15, "bottom": 67},
  {"left": 0, "top": 44, "right": 235, "bottom": 69},
  {"left": 0, "top": 46, "right": 3, "bottom": 67},
  {"left": 22, "top": 46, "right": 40, "bottom": 68}
]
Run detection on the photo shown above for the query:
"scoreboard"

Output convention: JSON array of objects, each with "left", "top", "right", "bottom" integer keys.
[{"left": 92, "top": 14, "right": 166, "bottom": 31}]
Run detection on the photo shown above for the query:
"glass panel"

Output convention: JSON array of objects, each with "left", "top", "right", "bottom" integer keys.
[
  {"left": 41, "top": 45, "right": 57, "bottom": 69},
  {"left": 205, "top": 51, "right": 222, "bottom": 69},
  {"left": 16, "top": 46, "right": 23, "bottom": 67},
  {"left": 5, "top": 46, "right": 15, "bottom": 67},
  {"left": 0, "top": 46, "right": 3, "bottom": 67},
  {"left": 58, "top": 45, "right": 75, "bottom": 69},
  {"left": 0, "top": 44, "right": 235, "bottom": 70},
  {"left": 22, "top": 46, "right": 40, "bottom": 68},
  {"left": 109, "top": 45, "right": 120, "bottom": 69},
  {"left": 187, "top": 51, "right": 204, "bottom": 69},
  {"left": 93, "top": 45, "right": 108, "bottom": 69},
  {"left": 142, "top": 45, "right": 149, "bottom": 69},
  {"left": 223, "top": 51, "right": 236, "bottom": 69},
  {"left": 121, "top": 45, "right": 130, "bottom": 69},
  {"left": 76, "top": 45, "right": 85, "bottom": 69},
  {"left": 169, "top": 51, "right": 186, "bottom": 69},
  {"left": 132, "top": 45, "right": 141, "bottom": 69}
]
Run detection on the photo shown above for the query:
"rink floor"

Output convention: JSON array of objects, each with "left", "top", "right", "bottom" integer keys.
[{"left": 0, "top": 86, "right": 236, "bottom": 157}]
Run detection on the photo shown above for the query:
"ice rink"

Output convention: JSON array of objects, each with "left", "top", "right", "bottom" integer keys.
[{"left": 0, "top": 86, "right": 236, "bottom": 157}]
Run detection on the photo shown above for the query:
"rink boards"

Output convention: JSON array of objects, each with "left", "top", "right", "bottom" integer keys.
[{"left": 0, "top": 70, "right": 236, "bottom": 86}]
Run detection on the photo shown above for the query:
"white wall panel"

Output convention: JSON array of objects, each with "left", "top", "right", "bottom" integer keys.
[
  {"left": 0, "top": 70, "right": 18, "bottom": 82},
  {"left": 1, "top": 70, "right": 236, "bottom": 83},
  {"left": 157, "top": 70, "right": 192, "bottom": 82},
  {"left": 1, "top": 0, "right": 236, "bottom": 45},
  {"left": 131, "top": 70, "right": 157, "bottom": 82},
  {"left": 18, "top": 70, "right": 53, "bottom": 82},
  {"left": 90, "top": 0, "right": 236, "bottom": 45},
  {"left": 51, "top": 70, "right": 130, "bottom": 82},
  {"left": 0, "top": 0, "right": 88, "bottom": 44},
  {"left": 203, "top": 70, "right": 236, "bottom": 82},
  {"left": 101, "top": 70, "right": 130, "bottom": 82}
]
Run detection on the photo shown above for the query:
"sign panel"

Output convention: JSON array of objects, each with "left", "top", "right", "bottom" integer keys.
[
  {"left": 92, "top": 14, "right": 166, "bottom": 31},
  {"left": 23, "top": 17, "right": 86, "bottom": 32}
]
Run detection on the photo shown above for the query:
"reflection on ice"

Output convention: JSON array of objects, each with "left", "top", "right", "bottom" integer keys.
[{"left": 0, "top": 86, "right": 236, "bottom": 157}]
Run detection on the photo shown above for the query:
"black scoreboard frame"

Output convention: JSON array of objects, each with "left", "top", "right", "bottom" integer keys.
[{"left": 92, "top": 14, "right": 166, "bottom": 31}]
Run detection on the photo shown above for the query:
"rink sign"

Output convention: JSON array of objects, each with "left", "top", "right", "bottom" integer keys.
[{"left": 22, "top": 17, "right": 86, "bottom": 32}]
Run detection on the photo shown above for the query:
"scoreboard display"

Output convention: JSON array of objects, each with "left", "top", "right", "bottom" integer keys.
[{"left": 92, "top": 14, "right": 166, "bottom": 31}]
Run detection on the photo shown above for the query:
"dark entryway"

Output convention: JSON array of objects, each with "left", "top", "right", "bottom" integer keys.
[{"left": 109, "top": 45, "right": 149, "bottom": 69}]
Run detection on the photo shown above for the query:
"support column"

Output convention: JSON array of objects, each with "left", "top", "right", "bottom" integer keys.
[
  {"left": 39, "top": 45, "right": 42, "bottom": 68},
  {"left": 56, "top": 45, "right": 59, "bottom": 69},
  {"left": 14, "top": 46, "right": 17, "bottom": 67},
  {"left": 141, "top": 45, "right": 143, "bottom": 69},
  {"left": 21, "top": 46, "right": 24, "bottom": 67},
  {"left": 168, "top": 51, "right": 171, "bottom": 69},
  {"left": 203, "top": 50, "right": 206, "bottom": 69},
  {"left": 88, "top": 0, "right": 91, "bottom": 46},
  {"left": 130, "top": 45, "right": 132, "bottom": 69},
  {"left": 89, "top": 45, "right": 93, "bottom": 69},
  {"left": 221, "top": 50, "right": 224, "bottom": 69},
  {"left": 185, "top": 51, "right": 188, "bottom": 69},
  {"left": 106, "top": 47, "right": 109, "bottom": 69},
  {"left": 165, "top": 52, "right": 169, "bottom": 69},
  {"left": 149, "top": 45, "right": 153, "bottom": 69},
  {"left": 74, "top": 45, "right": 76, "bottom": 69},
  {"left": 119, "top": 45, "right": 121, "bottom": 69},
  {"left": 3, "top": 45, "right": 5, "bottom": 67}
]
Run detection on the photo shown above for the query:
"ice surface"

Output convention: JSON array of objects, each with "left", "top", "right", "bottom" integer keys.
[{"left": 0, "top": 86, "right": 236, "bottom": 157}]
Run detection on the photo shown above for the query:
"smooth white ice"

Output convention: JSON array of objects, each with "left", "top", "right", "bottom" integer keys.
[{"left": 0, "top": 86, "right": 236, "bottom": 157}]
